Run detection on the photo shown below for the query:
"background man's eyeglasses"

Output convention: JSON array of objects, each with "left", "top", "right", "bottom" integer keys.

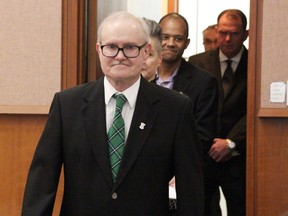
[
  {"left": 218, "top": 31, "right": 241, "bottom": 38},
  {"left": 203, "top": 39, "right": 217, "bottom": 45}
]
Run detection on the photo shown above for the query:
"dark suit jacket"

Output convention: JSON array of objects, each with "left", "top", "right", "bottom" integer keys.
[
  {"left": 153, "top": 59, "right": 218, "bottom": 175},
  {"left": 189, "top": 47, "right": 247, "bottom": 177},
  {"left": 22, "top": 77, "right": 204, "bottom": 216},
  {"left": 170, "top": 59, "right": 218, "bottom": 153}
]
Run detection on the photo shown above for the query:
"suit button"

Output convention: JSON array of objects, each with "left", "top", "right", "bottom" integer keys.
[{"left": 112, "top": 192, "right": 118, "bottom": 199}]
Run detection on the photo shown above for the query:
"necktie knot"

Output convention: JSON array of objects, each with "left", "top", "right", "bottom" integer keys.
[
  {"left": 226, "top": 59, "right": 232, "bottom": 68},
  {"left": 114, "top": 93, "right": 127, "bottom": 112}
]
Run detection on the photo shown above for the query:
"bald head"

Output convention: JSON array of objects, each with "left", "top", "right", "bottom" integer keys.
[
  {"left": 159, "top": 13, "right": 189, "bottom": 38},
  {"left": 97, "top": 11, "right": 149, "bottom": 43}
]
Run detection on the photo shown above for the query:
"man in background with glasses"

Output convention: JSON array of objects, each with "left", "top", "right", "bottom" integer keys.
[
  {"left": 202, "top": 24, "right": 218, "bottom": 52},
  {"left": 189, "top": 9, "right": 248, "bottom": 216},
  {"left": 22, "top": 11, "right": 204, "bottom": 215}
]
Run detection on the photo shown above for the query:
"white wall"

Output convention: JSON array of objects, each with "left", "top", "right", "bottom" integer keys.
[
  {"left": 97, "top": 0, "right": 127, "bottom": 26},
  {"left": 97, "top": 0, "right": 166, "bottom": 29},
  {"left": 127, "top": 0, "right": 164, "bottom": 21}
]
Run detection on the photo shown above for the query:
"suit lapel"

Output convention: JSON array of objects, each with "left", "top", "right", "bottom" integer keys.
[
  {"left": 81, "top": 78, "right": 114, "bottom": 187},
  {"left": 224, "top": 48, "right": 248, "bottom": 100},
  {"left": 80, "top": 78, "right": 160, "bottom": 189},
  {"left": 173, "top": 59, "right": 193, "bottom": 94},
  {"left": 113, "top": 78, "right": 159, "bottom": 189},
  {"left": 209, "top": 50, "right": 225, "bottom": 101}
]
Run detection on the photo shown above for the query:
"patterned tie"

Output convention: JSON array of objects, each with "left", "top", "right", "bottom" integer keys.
[
  {"left": 108, "top": 93, "right": 127, "bottom": 182},
  {"left": 222, "top": 59, "right": 234, "bottom": 97}
]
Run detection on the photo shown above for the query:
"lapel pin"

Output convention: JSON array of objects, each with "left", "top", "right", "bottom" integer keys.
[{"left": 139, "top": 122, "right": 146, "bottom": 130}]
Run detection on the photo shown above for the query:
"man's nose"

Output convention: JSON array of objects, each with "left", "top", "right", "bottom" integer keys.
[
  {"left": 225, "top": 34, "right": 232, "bottom": 41},
  {"left": 115, "top": 49, "right": 127, "bottom": 59},
  {"left": 167, "top": 37, "right": 176, "bottom": 46}
]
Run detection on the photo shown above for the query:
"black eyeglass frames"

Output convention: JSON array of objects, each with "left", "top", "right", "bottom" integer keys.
[{"left": 100, "top": 42, "right": 147, "bottom": 58}]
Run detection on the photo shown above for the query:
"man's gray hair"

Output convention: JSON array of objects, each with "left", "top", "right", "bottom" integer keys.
[{"left": 97, "top": 11, "right": 149, "bottom": 43}]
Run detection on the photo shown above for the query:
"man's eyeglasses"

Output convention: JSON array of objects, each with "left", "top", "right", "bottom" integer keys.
[
  {"left": 203, "top": 39, "right": 217, "bottom": 45},
  {"left": 218, "top": 31, "right": 241, "bottom": 38},
  {"left": 100, "top": 43, "right": 147, "bottom": 58}
]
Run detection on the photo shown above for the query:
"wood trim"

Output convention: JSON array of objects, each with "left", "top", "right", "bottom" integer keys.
[
  {"left": 247, "top": 0, "right": 262, "bottom": 215},
  {"left": 87, "top": 0, "right": 103, "bottom": 82},
  {"left": 258, "top": 108, "right": 288, "bottom": 117},
  {"left": 77, "top": 0, "right": 87, "bottom": 84},
  {"left": 0, "top": 115, "right": 49, "bottom": 215},
  {"left": 0, "top": 105, "right": 49, "bottom": 114},
  {"left": 167, "top": 0, "right": 178, "bottom": 13},
  {"left": 246, "top": 0, "right": 257, "bottom": 214},
  {"left": 61, "top": 0, "right": 86, "bottom": 89},
  {"left": 87, "top": 0, "right": 97, "bottom": 81}
]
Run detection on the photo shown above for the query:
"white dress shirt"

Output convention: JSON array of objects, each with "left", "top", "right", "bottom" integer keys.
[
  {"left": 104, "top": 76, "right": 140, "bottom": 141},
  {"left": 219, "top": 46, "right": 244, "bottom": 77}
]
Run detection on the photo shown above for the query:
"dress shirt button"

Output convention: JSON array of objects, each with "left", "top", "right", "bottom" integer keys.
[{"left": 112, "top": 192, "right": 118, "bottom": 199}]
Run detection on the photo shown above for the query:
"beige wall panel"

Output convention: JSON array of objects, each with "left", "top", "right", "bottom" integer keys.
[
  {"left": 261, "top": 0, "right": 288, "bottom": 109},
  {"left": 0, "top": 0, "right": 62, "bottom": 114}
]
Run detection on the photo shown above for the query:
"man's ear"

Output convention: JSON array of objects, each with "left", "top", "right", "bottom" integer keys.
[
  {"left": 96, "top": 43, "right": 101, "bottom": 54},
  {"left": 244, "top": 29, "right": 249, "bottom": 41},
  {"left": 185, "top": 38, "right": 190, "bottom": 49},
  {"left": 144, "top": 43, "right": 152, "bottom": 60}
]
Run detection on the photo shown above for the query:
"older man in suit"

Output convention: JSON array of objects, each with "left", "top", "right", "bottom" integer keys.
[
  {"left": 189, "top": 9, "right": 248, "bottom": 216},
  {"left": 21, "top": 11, "right": 204, "bottom": 216}
]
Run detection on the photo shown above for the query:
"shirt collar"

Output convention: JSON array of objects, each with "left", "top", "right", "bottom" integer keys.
[
  {"left": 155, "top": 64, "right": 180, "bottom": 82},
  {"left": 104, "top": 76, "right": 140, "bottom": 109},
  {"left": 219, "top": 46, "right": 244, "bottom": 63}
]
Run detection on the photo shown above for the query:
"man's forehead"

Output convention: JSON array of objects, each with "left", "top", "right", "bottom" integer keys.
[
  {"left": 218, "top": 14, "right": 242, "bottom": 26},
  {"left": 217, "top": 21, "right": 243, "bottom": 31},
  {"left": 161, "top": 29, "right": 186, "bottom": 37},
  {"left": 102, "top": 25, "right": 144, "bottom": 42},
  {"left": 205, "top": 30, "right": 217, "bottom": 36},
  {"left": 105, "top": 19, "right": 139, "bottom": 31}
]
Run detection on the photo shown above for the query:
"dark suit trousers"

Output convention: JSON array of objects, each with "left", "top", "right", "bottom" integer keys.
[{"left": 204, "top": 160, "right": 246, "bottom": 216}]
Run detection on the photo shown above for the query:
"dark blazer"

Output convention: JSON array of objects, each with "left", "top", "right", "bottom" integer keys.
[
  {"left": 22, "top": 77, "right": 204, "bottom": 216},
  {"left": 171, "top": 58, "right": 218, "bottom": 153},
  {"left": 189, "top": 47, "right": 247, "bottom": 177}
]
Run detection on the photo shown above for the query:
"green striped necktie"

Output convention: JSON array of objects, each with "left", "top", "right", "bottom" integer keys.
[{"left": 107, "top": 93, "right": 127, "bottom": 182}]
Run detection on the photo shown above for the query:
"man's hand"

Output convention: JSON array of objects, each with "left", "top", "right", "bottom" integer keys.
[
  {"left": 169, "top": 176, "right": 176, "bottom": 188},
  {"left": 208, "top": 138, "right": 232, "bottom": 162}
]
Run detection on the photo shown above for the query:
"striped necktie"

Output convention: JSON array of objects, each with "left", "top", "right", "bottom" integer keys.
[{"left": 107, "top": 93, "right": 127, "bottom": 182}]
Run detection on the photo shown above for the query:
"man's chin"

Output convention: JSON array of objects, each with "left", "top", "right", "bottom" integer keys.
[
  {"left": 163, "top": 55, "right": 178, "bottom": 63},
  {"left": 163, "top": 50, "right": 176, "bottom": 56},
  {"left": 163, "top": 53, "right": 176, "bottom": 59}
]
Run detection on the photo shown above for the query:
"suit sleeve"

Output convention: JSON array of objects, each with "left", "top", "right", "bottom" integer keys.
[
  {"left": 194, "top": 75, "right": 218, "bottom": 153},
  {"left": 174, "top": 98, "right": 204, "bottom": 216},
  {"left": 227, "top": 115, "right": 246, "bottom": 154},
  {"left": 22, "top": 93, "right": 63, "bottom": 216}
]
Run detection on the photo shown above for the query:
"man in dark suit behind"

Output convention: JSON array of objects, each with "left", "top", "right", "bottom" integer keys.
[
  {"left": 154, "top": 13, "right": 218, "bottom": 216},
  {"left": 21, "top": 11, "right": 204, "bottom": 216},
  {"left": 189, "top": 9, "right": 249, "bottom": 216}
]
